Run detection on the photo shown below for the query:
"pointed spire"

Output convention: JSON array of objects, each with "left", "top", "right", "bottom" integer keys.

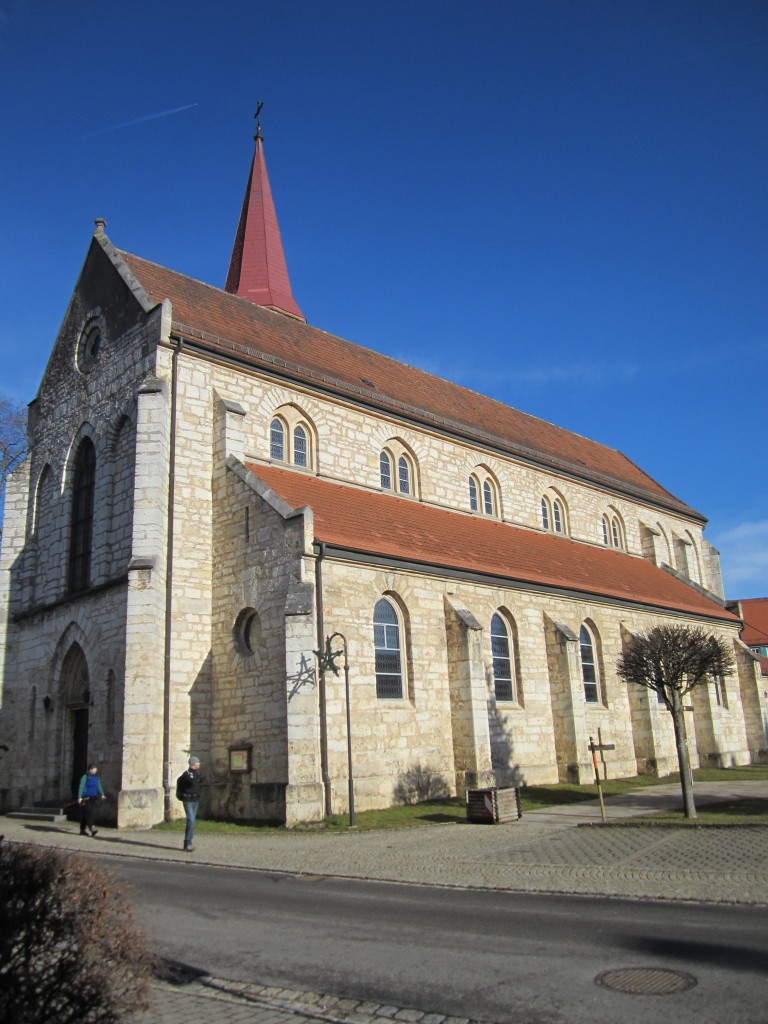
[{"left": 225, "top": 104, "right": 305, "bottom": 321}]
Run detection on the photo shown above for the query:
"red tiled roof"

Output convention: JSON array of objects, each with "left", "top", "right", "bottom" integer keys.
[
  {"left": 116, "top": 247, "right": 701, "bottom": 519},
  {"left": 737, "top": 597, "right": 768, "bottom": 647},
  {"left": 246, "top": 463, "right": 734, "bottom": 622}
]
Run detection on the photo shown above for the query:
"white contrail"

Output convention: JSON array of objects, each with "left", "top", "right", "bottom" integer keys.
[{"left": 82, "top": 103, "right": 198, "bottom": 138}]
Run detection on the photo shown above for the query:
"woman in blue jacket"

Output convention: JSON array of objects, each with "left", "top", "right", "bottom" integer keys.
[{"left": 77, "top": 763, "right": 105, "bottom": 836}]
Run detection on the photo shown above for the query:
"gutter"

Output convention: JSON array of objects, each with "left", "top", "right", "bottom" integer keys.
[{"left": 314, "top": 540, "right": 332, "bottom": 814}]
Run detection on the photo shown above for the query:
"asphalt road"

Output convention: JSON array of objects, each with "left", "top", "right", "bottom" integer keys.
[{"left": 108, "top": 855, "right": 768, "bottom": 1024}]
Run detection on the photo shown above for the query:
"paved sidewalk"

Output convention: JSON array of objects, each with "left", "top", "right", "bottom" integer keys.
[{"left": 2, "top": 780, "right": 766, "bottom": 1024}]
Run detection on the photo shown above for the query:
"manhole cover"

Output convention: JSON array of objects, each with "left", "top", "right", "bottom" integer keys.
[{"left": 595, "top": 967, "right": 697, "bottom": 995}]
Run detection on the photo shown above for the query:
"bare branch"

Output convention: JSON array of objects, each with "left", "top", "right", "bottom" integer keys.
[{"left": 0, "top": 395, "right": 29, "bottom": 490}]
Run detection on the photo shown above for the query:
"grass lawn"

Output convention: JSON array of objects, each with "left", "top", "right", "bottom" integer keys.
[{"left": 152, "top": 765, "right": 767, "bottom": 832}]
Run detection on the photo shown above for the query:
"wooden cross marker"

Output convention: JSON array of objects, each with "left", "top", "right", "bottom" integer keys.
[{"left": 588, "top": 730, "right": 615, "bottom": 821}]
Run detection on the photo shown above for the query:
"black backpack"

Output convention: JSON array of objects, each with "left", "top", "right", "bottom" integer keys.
[{"left": 175, "top": 772, "right": 187, "bottom": 801}]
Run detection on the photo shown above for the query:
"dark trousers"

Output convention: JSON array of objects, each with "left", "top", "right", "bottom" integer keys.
[{"left": 80, "top": 797, "right": 98, "bottom": 833}]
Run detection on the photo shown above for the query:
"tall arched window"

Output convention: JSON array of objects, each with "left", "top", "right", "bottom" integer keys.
[
  {"left": 468, "top": 475, "right": 478, "bottom": 512},
  {"left": 69, "top": 438, "right": 96, "bottom": 593},
  {"left": 373, "top": 598, "right": 403, "bottom": 699},
  {"left": 580, "top": 624, "right": 600, "bottom": 704},
  {"left": 483, "top": 480, "right": 494, "bottom": 516},
  {"left": 398, "top": 456, "right": 410, "bottom": 495},
  {"left": 490, "top": 613, "right": 514, "bottom": 702},
  {"left": 552, "top": 499, "right": 563, "bottom": 534},
  {"left": 270, "top": 418, "right": 285, "bottom": 461},
  {"left": 541, "top": 497, "right": 550, "bottom": 531},
  {"left": 293, "top": 425, "right": 307, "bottom": 467},
  {"left": 380, "top": 451, "right": 392, "bottom": 489}
]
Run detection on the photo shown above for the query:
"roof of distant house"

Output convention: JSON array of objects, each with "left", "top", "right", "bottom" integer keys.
[{"left": 734, "top": 597, "right": 768, "bottom": 648}]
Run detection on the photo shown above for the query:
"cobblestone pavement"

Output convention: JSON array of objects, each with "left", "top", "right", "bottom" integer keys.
[
  {"left": 130, "top": 975, "right": 487, "bottom": 1024},
  {"left": 3, "top": 780, "right": 766, "bottom": 1024}
]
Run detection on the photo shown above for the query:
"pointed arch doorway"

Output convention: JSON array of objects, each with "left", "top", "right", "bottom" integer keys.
[{"left": 60, "top": 644, "right": 91, "bottom": 799}]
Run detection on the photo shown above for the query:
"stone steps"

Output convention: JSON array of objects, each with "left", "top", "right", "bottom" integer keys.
[{"left": 5, "top": 806, "right": 68, "bottom": 823}]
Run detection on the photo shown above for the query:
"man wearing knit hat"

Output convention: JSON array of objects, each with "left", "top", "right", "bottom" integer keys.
[{"left": 176, "top": 755, "right": 204, "bottom": 852}]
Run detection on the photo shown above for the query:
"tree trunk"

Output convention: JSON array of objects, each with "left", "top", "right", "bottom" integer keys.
[{"left": 670, "top": 691, "right": 696, "bottom": 820}]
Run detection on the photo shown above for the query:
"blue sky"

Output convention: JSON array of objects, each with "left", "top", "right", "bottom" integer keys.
[{"left": 0, "top": 0, "right": 765, "bottom": 598}]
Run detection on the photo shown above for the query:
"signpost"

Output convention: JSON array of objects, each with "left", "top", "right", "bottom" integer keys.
[{"left": 588, "top": 730, "right": 615, "bottom": 822}]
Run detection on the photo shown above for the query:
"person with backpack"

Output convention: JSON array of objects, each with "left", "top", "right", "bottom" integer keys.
[
  {"left": 77, "top": 763, "right": 106, "bottom": 836},
  {"left": 176, "top": 756, "right": 204, "bottom": 852}
]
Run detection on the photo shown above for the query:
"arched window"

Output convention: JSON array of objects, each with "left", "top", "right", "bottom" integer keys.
[
  {"left": 380, "top": 451, "right": 392, "bottom": 490},
  {"left": 580, "top": 624, "right": 600, "bottom": 704},
  {"left": 490, "top": 613, "right": 514, "bottom": 702},
  {"left": 270, "top": 406, "right": 316, "bottom": 468},
  {"left": 542, "top": 493, "right": 566, "bottom": 535},
  {"left": 483, "top": 480, "right": 494, "bottom": 516},
  {"left": 380, "top": 440, "right": 418, "bottom": 497},
  {"left": 373, "top": 598, "right": 404, "bottom": 699},
  {"left": 602, "top": 513, "right": 624, "bottom": 549},
  {"left": 270, "top": 418, "right": 285, "bottom": 461},
  {"left": 69, "top": 438, "right": 96, "bottom": 593},
  {"left": 293, "top": 425, "right": 307, "bottom": 467},
  {"left": 398, "top": 456, "right": 410, "bottom": 495},
  {"left": 469, "top": 467, "right": 500, "bottom": 517},
  {"left": 468, "top": 475, "right": 478, "bottom": 512},
  {"left": 552, "top": 499, "right": 563, "bottom": 534},
  {"left": 684, "top": 532, "right": 701, "bottom": 584}
]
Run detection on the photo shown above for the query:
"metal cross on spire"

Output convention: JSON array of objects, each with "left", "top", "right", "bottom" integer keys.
[{"left": 254, "top": 100, "right": 264, "bottom": 140}]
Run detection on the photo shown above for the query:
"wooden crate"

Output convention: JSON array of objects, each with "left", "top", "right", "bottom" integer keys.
[{"left": 466, "top": 787, "right": 521, "bottom": 824}]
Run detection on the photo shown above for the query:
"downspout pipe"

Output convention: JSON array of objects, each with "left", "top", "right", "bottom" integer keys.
[
  {"left": 162, "top": 337, "right": 182, "bottom": 820},
  {"left": 314, "top": 540, "right": 332, "bottom": 814}
]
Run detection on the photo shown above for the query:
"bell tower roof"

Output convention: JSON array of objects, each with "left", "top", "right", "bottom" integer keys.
[{"left": 224, "top": 106, "right": 305, "bottom": 321}]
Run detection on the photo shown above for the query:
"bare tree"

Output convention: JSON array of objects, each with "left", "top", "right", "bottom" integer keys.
[
  {"left": 616, "top": 624, "right": 735, "bottom": 819},
  {"left": 0, "top": 395, "right": 28, "bottom": 500}
]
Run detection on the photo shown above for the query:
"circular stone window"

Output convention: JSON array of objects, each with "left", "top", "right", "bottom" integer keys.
[
  {"left": 234, "top": 608, "right": 262, "bottom": 656},
  {"left": 77, "top": 323, "right": 104, "bottom": 373}
]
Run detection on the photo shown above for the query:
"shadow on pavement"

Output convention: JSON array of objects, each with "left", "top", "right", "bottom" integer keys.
[
  {"left": 21, "top": 823, "right": 183, "bottom": 853},
  {"left": 627, "top": 935, "right": 768, "bottom": 975}
]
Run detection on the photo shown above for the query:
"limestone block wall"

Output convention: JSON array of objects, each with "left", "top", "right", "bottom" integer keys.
[
  {"left": 203, "top": 360, "right": 717, "bottom": 599},
  {"left": 118, "top": 375, "right": 171, "bottom": 828},
  {"left": 318, "top": 560, "right": 458, "bottom": 813},
  {"left": 315, "top": 557, "right": 747, "bottom": 811},
  {"left": 0, "top": 260, "right": 160, "bottom": 815},
  {"left": 209, "top": 451, "right": 323, "bottom": 823},
  {"left": 0, "top": 591, "right": 129, "bottom": 811}
]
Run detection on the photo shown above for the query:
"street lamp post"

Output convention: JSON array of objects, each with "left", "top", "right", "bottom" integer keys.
[{"left": 315, "top": 632, "right": 356, "bottom": 827}]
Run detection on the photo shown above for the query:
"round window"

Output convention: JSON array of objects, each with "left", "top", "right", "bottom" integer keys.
[
  {"left": 234, "top": 608, "right": 261, "bottom": 656},
  {"left": 77, "top": 324, "right": 103, "bottom": 372}
]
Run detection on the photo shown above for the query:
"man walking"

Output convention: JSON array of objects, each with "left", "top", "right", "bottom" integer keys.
[{"left": 177, "top": 756, "right": 204, "bottom": 852}]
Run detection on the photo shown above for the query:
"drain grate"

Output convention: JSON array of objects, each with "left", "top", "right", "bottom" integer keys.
[{"left": 595, "top": 967, "right": 697, "bottom": 995}]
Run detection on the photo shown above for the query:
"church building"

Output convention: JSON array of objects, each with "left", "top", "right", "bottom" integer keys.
[{"left": 1, "top": 123, "right": 765, "bottom": 828}]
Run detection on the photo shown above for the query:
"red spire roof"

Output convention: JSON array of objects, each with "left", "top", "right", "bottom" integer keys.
[{"left": 225, "top": 129, "right": 304, "bottom": 321}]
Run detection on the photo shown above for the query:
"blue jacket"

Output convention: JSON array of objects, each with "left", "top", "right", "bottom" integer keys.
[{"left": 78, "top": 773, "right": 105, "bottom": 799}]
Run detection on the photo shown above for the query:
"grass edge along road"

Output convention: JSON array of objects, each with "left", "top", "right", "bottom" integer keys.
[{"left": 151, "top": 765, "right": 768, "bottom": 834}]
